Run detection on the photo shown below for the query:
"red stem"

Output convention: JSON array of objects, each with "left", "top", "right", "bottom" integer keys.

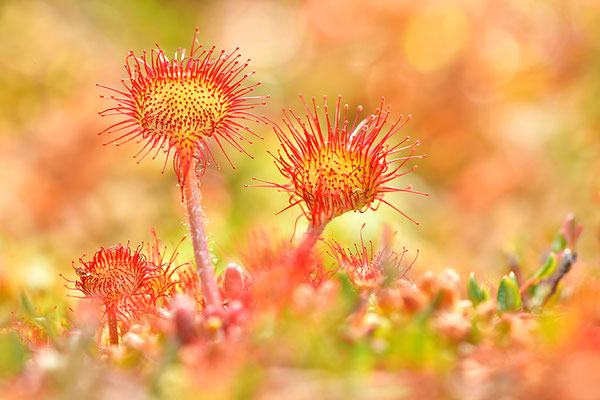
[
  {"left": 293, "top": 223, "right": 326, "bottom": 276},
  {"left": 107, "top": 307, "right": 119, "bottom": 346},
  {"left": 183, "top": 165, "right": 222, "bottom": 312}
]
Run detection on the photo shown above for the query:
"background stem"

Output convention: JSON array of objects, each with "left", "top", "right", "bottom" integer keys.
[
  {"left": 107, "top": 307, "right": 118, "bottom": 346},
  {"left": 183, "top": 165, "right": 222, "bottom": 311}
]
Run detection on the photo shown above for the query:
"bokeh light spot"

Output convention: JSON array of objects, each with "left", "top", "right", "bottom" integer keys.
[
  {"left": 216, "top": 1, "right": 305, "bottom": 69},
  {"left": 402, "top": 4, "right": 470, "bottom": 73},
  {"left": 464, "top": 28, "right": 522, "bottom": 99}
]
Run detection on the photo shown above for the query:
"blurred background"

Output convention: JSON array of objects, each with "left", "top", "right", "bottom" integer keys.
[{"left": 1, "top": 0, "right": 599, "bottom": 302}]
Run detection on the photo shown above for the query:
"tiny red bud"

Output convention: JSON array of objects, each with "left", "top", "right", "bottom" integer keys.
[{"left": 223, "top": 263, "right": 244, "bottom": 300}]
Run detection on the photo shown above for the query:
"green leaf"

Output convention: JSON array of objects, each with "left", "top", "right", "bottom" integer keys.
[
  {"left": 480, "top": 283, "right": 491, "bottom": 301},
  {"left": 508, "top": 271, "right": 519, "bottom": 287},
  {"left": 551, "top": 233, "right": 567, "bottom": 253},
  {"left": 467, "top": 272, "right": 489, "bottom": 306},
  {"left": 19, "top": 291, "right": 35, "bottom": 316},
  {"left": 534, "top": 253, "right": 557, "bottom": 280},
  {"left": 497, "top": 275, "right": 522, "bottom": 313}
]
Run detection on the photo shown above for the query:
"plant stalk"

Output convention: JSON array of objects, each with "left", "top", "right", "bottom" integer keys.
[
  {"left": 183, "top": 165, "right": 222, "bottom": 311},
  {"left": 293, "top": 222, "right": 326, "bottom": 275},
  {"left": 107, "top": 306, "right": 119, "bottom": 346}
]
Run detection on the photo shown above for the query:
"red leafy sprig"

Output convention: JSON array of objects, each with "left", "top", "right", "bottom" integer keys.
[
  {"left": 328, "top": 225, "right": 417, "bottom": 290},
  {"left": 63, "top": 244, "right": 174, "bottom": 333}
]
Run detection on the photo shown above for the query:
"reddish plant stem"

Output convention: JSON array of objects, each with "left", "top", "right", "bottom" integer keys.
[
  {"left": 183, "top": 165, "right": 222, "bottom": 312},
  {"left": 293, "top": 222, "right": 326, "bottom": 275},
  {"left": 107, "top": 306, "right": 119, "bottom": 346}
]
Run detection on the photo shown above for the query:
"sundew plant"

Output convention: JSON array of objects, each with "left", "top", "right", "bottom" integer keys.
[
  {"left": 91, "top": 30, "right": 425, "bottom": 332},
  {"left": 1, "top": 13, "right": 598, "bottom": 400}
]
